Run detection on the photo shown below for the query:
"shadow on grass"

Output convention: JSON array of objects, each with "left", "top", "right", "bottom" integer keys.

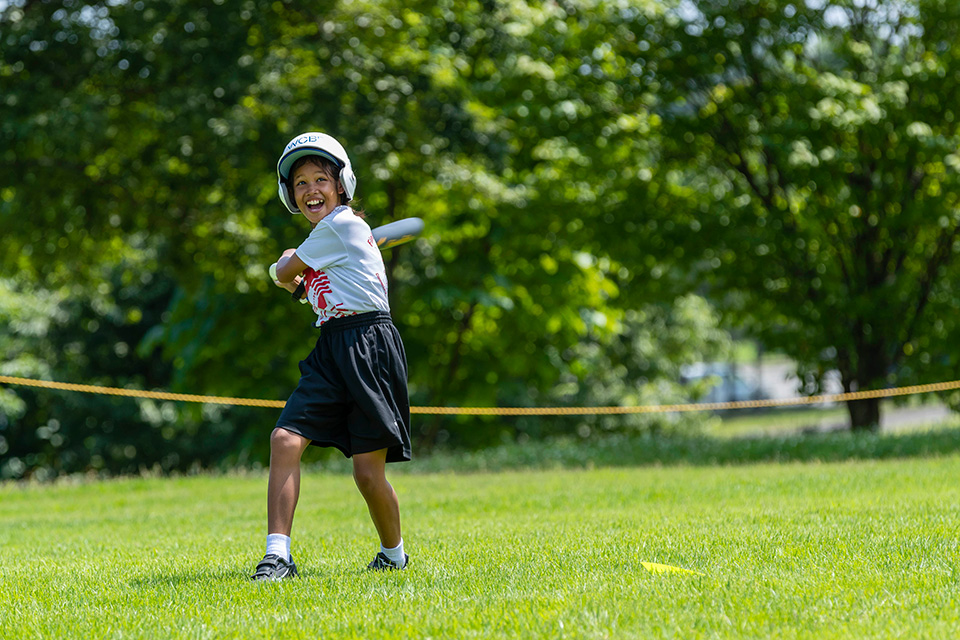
[
  {"left": 128, "top": 568, "right": 251, "bottom": 588},
  {"left": 128, "top": 565, "right": 341, "bottom": 588},
  {"left": 406, "top": 426, "right": 960, "bottom": 473}
]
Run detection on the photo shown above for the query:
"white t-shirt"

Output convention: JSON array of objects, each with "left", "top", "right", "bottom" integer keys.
[{"left": 295, "top": 206, "right": 390, "bottom": 327}]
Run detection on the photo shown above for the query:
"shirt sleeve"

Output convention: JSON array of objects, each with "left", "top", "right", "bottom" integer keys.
[{"left": 296, "top": 222, "right": 349, "bottom": 271}]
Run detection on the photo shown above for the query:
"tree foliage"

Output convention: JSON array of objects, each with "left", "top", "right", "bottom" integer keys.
[
  {"left": 649, "top": 0, "right": 960, "bottom": 429},
  {"left": 1, "top": 0, "right": 736, "bottom": 478},
  {"left": 11, "top": 0, "right": 955, "bottom": 478}
]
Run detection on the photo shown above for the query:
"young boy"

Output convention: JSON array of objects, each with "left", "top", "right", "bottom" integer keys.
[{"left": 251, "top": 132, "right": 412, "bottom": 580}]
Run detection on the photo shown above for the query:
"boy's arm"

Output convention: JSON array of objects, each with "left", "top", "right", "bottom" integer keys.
[
  {"left": 275, "top": 248, "right": 309, "bottom": 283},
  {"left": 270, "top": 248, "right": 305, "bottom": 298}
]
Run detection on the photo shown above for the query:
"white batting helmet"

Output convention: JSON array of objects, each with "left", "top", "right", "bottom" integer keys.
[{"left": 276, "top": 132, "right": 357, "bottom": 214}]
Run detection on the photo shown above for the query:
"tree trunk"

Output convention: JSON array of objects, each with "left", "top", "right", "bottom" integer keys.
[
  {"left": 847, "top": 397, "right": 880, "bottom": 432},
  {"left": 841, "top": 340, "right": 886, "bottom": 432}
]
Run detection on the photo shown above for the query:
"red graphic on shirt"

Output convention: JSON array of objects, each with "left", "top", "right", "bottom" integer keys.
[
  {"left": 303, "top": 267, "right": 358, "bottom": 324},
  {"left": 303, "top": 268, "right": 331, "bottom": 310},
  {"left": 375, "top": 271, "right": 387, "bottom": 295}
]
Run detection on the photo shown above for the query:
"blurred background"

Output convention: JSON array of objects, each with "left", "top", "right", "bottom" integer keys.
[{"left": 4, "top": 0, "right": 960, "bottom": 480}]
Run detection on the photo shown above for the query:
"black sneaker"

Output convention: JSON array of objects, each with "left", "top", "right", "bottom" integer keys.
[
  {"left": 251, "top": 554, "right": 299, "bottom": 581},
  {"left": 367, "top": 552, "right": 409, "bottom": 571}
]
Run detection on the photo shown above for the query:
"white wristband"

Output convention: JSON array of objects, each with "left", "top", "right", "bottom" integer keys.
[{"left": 269, "top": 263, "right": 278, "bottom": 281}]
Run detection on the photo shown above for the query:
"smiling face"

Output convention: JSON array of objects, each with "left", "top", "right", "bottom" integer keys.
[{"left": 289, "top": 157, "right": 345, "bottom": 226}]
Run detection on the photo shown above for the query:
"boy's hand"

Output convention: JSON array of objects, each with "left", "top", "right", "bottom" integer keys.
[{"left": 281, "top": 276, "right": 302, "bottom": 294}]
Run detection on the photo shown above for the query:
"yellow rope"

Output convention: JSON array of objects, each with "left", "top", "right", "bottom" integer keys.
[
  {"left": 0, "top": 375, "right": 286, "bottom": 408},
  {"left": 3, "top": 374, "right": 960, "bottom": 416}
]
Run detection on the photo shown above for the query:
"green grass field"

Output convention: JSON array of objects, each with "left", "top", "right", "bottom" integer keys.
[
  {"left": 3, "top": 454, "right": 960, "bottom": 639},
  {"left": 710, "top": 400, "right": 958, "bottom": 439}
]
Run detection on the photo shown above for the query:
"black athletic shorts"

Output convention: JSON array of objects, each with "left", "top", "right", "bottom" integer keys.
[{"left": 276, "top": 311, "right": 411, "bottom": 463}]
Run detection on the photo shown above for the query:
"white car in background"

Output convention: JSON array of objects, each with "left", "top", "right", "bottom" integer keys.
[{"left": 680, "top": 363, "right": 765, "bottom": 404}]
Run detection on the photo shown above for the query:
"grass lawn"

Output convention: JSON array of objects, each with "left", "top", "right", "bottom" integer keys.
[
  {"left": 710, "top": 400, "right": 958, "bottom": 439},
  {"left": 709, "top": 405, "right": 851, "bottom": 437},
  {"left": 2, "top": 457, "right": 960, "bottom": 639}
]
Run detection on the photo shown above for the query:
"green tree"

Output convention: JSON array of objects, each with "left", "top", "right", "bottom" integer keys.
[
  {"left": 648, "top": 0, "right": 960, "bottom": 429},
  {"left": 1, "top": 0, "right": 310, "bottom": 477},
  {"left": 2, "top": 0, "right": 732, "bottom": 477}
]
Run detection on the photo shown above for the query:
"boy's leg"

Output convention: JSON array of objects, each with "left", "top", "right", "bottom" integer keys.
[
  {"left": 252, "top": 428, "right": 311, "bottom": 580},
  {"left": 267, "top": 427, "right": 311, "bottom": 536},
  {"left": 352, "top": 448, "right": 402, "bottom": 549}
]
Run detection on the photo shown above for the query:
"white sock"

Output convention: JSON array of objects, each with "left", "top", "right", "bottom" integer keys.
[
  {"left": 266, "top": 533, "right": 291, "bottom": 562},
  {"left": 381, "top": 539, "right": 405, "bottom": 565}
]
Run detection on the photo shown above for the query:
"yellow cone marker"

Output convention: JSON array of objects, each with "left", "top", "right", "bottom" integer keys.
[{"left": 641, "top": 561, "right": 704, "bottom": 576}]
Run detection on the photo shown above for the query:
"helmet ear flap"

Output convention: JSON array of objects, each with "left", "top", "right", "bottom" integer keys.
[
  {"left": 277, "top": 132, "right": 356, "bottom": 210},
  {"left": 339, "top": 164, "right": 357, "bottom": 202},
  {"left": 277, "top": 180, "right": 299, "bottom": 214}
]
